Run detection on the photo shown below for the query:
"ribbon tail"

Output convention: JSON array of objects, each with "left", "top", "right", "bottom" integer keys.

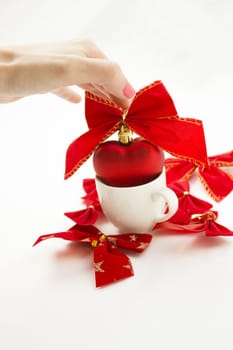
[
  {"left": 165, "top": 159, "right": 196, "bottom": 183},
  {"left": 33, "top": 230, "right": 80, "bottom": 247},
  {"left": 33, "top": 225, "right": 100, "bottom": 247},
  {"left": 65, "top": 122, "right": 120, "bottom": 179},
  {"left": 206, "top": 221, "right": 233, "bottom": 236},
  {"left": 209, "top": 150, "right": 233, "bottom": 166},
  {"left": 93, "top": 241, "right": 134, "bottom": 287}
]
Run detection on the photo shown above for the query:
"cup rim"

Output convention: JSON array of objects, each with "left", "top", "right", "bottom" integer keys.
[{"left": 95, "top": 168, "right": 166, "bottom": 190}]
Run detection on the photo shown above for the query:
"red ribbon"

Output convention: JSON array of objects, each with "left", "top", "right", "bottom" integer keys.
[
  {"left": 165, "top": 151, "right": 233, "bottom": 201},
  {"left": 167, "top": 181, "right": 213, "bottom": 224},
  {"left": 157, "top": 211, "right": 233, "bottom": 236},
  {"left": 65, "top": 80, "right": 208, "bottom": 179},
  {"left": 33, "top": 225, "right": 152, "bottom": 287},
  {"left": 64, "top": 207, "right": 100, "bottom": 226},
  {"left": 65, "top": 179, "right": 102, "bottom": 225}
]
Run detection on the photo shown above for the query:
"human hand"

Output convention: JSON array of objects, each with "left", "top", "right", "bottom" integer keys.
[{"left": 0, "top": 40, "right": 135, "bottom": 109}]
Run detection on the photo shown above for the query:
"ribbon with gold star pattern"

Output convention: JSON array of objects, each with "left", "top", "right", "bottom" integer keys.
[{"left": 33, "top": 224, "right": 152, "bottom": 288}]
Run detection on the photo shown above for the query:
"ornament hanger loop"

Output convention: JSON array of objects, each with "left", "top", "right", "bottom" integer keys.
[
  {"left": 183, "top": 191, "right": 190, "bottom": 196},
  {"left": 122, "top": 109, "right": 128, "bottom": 123},
  {"left": 118, "top": 109, "right": 132, "bottom": 144},
  {"left": 191, "top": 211, "right": 217, "bottom": 222}
]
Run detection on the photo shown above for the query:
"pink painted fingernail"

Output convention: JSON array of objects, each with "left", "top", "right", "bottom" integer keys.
[{"left": 123, "top": 81, "right": 135, "bottom": 98}]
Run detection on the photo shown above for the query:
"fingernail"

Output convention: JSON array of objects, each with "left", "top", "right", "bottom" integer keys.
[{"left": 123, "top": 81, "right": 135, "bottom": 98}]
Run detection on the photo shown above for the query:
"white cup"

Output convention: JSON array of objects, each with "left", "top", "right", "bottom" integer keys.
[{"left": 95, "top": 168, "right": 178, "bottom": 233}]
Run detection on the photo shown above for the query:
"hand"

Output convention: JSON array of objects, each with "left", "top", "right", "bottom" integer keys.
[{"left": 0, "top": 40, "right": 135, "bottom": 109}]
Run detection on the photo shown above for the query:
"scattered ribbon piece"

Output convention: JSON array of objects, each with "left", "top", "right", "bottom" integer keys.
[
  {"left": 167, "top": 181, "right": 213, "bottom": 224},
  {"left": 65, "top": 179, "right": 102, "bottom": 225},
  {"left": 157, "top": 211, "right": 233, "bottom": 237},
  {"left": 64, "top": 207, "right": 100, "bottom": 226},
  {"left": 33, "top": 224, "right": 152, "bottom": 287},
  {"left": 165, "top": 151, "right": 233, "bottom": 201},
  {"left": 65, "top": 80, "right": 208, "bottom": 179},
  {"left": 81, "top": 178, "right": 100, "bottom": 205},
  {"left": 192, "top": 211, "right": 233, "bottom": 237}
]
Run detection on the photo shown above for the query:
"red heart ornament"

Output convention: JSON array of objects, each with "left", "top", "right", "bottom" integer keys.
[{"left": 93, "top": 137, "right": 164, "bottom": 187}]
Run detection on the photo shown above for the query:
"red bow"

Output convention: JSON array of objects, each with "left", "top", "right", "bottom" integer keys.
[
  {"left": 165, "top": 151, "right": 233, "bottom": 201},
  {"left": 65, "top": 80, "right": 208, "bottom": 179},
  {"left": 167, "top": 181, "right": 213, "bottom": 224},
  {"left": 65, "top": 179, "right": 102, "bottom": 225},
  {"left": 157, "top": 211, "right": 233, "bottom": 236},
  {"left": 33, "top": 225, "right": 152, "bottom": 287}
]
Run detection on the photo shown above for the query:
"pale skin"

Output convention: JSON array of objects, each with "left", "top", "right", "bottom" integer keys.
[{"left": 0, "top": 39, "right": 135, "bottom": 109}]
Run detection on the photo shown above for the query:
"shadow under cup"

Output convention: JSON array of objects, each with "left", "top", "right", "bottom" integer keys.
[{"left": 95, "top": 169, "right": 178, "bottom": 233}]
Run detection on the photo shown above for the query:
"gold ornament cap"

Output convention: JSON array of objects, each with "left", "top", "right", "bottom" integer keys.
[
  {"left": 118, "top": 124, "right": 133, "bottom": 144},
  {"left": 118, "top": 109, "right": 133, "bottom": 144}
]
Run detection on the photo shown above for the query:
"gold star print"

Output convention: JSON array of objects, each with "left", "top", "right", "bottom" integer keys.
[
  {"left": 130, "top": 235, "right": 137, "bottom": 242},
  {"left": 137, "top": 242, "right": 148, "bottom": 250},
  {"left": 41, "top": 235, "right": 55, "bottom": 241},
  {"left": 107, "top": 237, "right": 117, "bottom": 246},
  {"left": 94, "top": 261, "right": 105, "bottom": 273},
  {"left": 123, "top": 264, "right": 133, "bottom": 271}
]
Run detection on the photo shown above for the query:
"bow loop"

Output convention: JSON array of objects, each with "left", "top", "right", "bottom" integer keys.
[
  {"left": 64, "top": 207, "right": 100, "bottom": 226},
  {"left": 167, "top": 181, "right": 213, "bottom": 225},
  {"left": 65, "top": 81, "right": 208, "bottom": 179},
  {"left": 33, "top": 225, "right": 152, "bottom": 287},
  {"left": 85, "top": 91, "right": 122, "bottom": 128},
  {"left": 165, "top": 158, "right": 196, "bottom": 183},
  {"left": 127, "top": 81, "right": 178, "bottom": 120},
  {"left": 165, "top": 151, "right": 233, "bottom": 201}
]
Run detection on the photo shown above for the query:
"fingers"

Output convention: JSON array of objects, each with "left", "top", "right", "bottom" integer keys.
[
  {"left": 0, "top": 96, "right": 22, "bottom": 103},
  {"left": 70, "top": 57, "right": 135, "bottom": 109},
  {"left": 52, "top": 87, "right": 82, "bottom": 103},
  {"left": 0, "top": 40, "right": 134, "bottom": 109},
  {"left": 88, "top": 59, "right": 135, "bottom": 109},
  {"left": 79, "top": 82, "right": 112, "bottom": 101}
]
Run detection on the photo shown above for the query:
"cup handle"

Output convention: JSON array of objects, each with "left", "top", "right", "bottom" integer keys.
[{"left": 151, "top": 187, "right": 178, "bottom": 223}]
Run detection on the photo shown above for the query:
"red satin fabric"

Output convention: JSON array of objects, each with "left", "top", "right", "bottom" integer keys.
[
  {"left": 33, "top": 225, "right": 152, "bottom": 287},
  {"left": 157, "top": 211, "right": 233, "bottom": 236},
  {"left": 65, "top": 81, "right": 208, "bottom": 179},
  {"left": 64, "top": 178, "right": 102, "bottom": 225},
  {"left": 165, "top": 151, "right": 233, "bottom": 201},
  {"left": 167, "top": 181, "right": 213, "bottom": 224},
  {"left": 64, "top": 207, "right": 100, "bottom": 226}
]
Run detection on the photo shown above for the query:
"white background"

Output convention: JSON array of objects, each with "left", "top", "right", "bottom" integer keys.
[{"left": 0, "top": 1, "right": 233, "bottom": 349}]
